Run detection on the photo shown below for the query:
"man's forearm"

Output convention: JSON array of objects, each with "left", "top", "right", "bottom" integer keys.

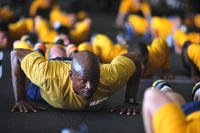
[
  {"left": 10, "top": 49, "right": 32, "bottom": 102},
  {"left": 125, "top": 58, "right": 142, "bottom": 103}
]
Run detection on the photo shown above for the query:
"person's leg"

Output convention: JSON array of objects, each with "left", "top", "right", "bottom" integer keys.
[
  {"left": 164, "top": 92, "right": 186, "bottom": 106},
  {"left": 142, "top": 89, "right": 173, "bottom": 133},
  {"left": 143, "top": 88, "right": 187, "bottom": 133},
  {"left": 152, "top": 80, "right": 186, "bottom": 106},
  {"left": 48, "top": 45, "right": 66, "bottom": 59}
]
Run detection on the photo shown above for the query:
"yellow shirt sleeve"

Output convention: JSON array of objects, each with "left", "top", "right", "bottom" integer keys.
[
  {"left": 187, "top": 32, "right": 200, "bottom": 44},
  {"left": 14, "top": 41, "right": 33, "bottom": 51},
  {"left": 119, "top": 0, "right": 138, "bottom": 14},
  {"left": 173, "top": 29, "right": 188, "bottom": 48},
  {"left": 8, "top": 18, "right": 33, "bottom": 40},
  {"left": 70, "top": 19, "right": 91, "bottom": 43},
  {"left": 36, "top": 18, "right": 58, "bottom": 42},
  {"left": 21, "top": 52, "right": 87, "bottom": 109},
  {"left": 128, "top": 14, "right": 148, "bottom": 34},
  {"left": 92, "top": 56, "right": 135, "bottom": 100},
  {"left": 50, "top": 7, "right": 73, "bottom": 27},
  {"left": 187, "top": 44, "right": 200, "bottom": 70},
  {"left": 92, "top": 34, "right": 114, "bottom": 63},
  {"left": 144, "top": 38, "right": 170, "bottom": 77},
  {"left": 21, "top": 52, "right": 71, "bottom": 89},
  {"left": 151, "top": 17, "right": 173, "bottom": 39},
  {"left": 29, "top": 0, "right": 50, "bottom": 16}
]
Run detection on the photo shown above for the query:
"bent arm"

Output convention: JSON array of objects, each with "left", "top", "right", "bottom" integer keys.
[{"left": 10, "top": 49, "right": 32, "bottom": 102}]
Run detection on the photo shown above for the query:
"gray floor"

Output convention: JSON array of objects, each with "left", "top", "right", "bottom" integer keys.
[{"left": 0, "top": 13, "right": 195, "bottom": 133}]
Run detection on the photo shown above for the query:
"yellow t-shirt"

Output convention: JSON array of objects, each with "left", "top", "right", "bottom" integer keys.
[
  {"left": 89, "top": 55, "right": 136, "bottom": 108},
  {"left": 8, "top": 18, "right": 34, "bottom": 41},
  {"left": 36, "top": 18, "right": 58, "bottom": 43},
  {"left": 50, "top": 6, "right": 74, "bottom": 28},
  {"left": 153, "top": 102, "right": 200, "bottom": 133},
  {"left": 151, "top": 17, "right": 173, "bottom": 39},
  {"left": 70, "top": 19, "right": 91, "bottom": 43},
  {"left": 143, "top": 38, "right": 170, "bottom": 77},
  {"left": 29, "top": 0, "right": 51, "bottom": 17},
  {"left": 13, "top": 41, "right": 33, "bottom": 51},
  {"left": 92, "top": 34, "right": 128, "bottom": 63},
  {"left": 187, "top": 32, "right": 200, "bottom": 44},
  {"left": 21, "top": 52, "right": 135, "bottom": 110},
  {"left": 128, "top": 14, "right": 148, "bottom": 34},
  {"left": 187, "top": 44, "right": 200, "bottom": 70},
  {"left": 173, "top": 29, "right": 188, "bottom": 48},
  {"left": 119, "top": 0, "right": 151, "bottom": 17},
  {"left": 21, "top": 52, "right": 86, "bottom": 110}
]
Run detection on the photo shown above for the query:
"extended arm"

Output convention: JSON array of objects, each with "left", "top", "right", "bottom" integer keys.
[
  {"left": 10, "top": 48, "right": 45, "bottom": 112},
  {"left": 11, "top": 49, "right": 31, "bottom": 102},
  {"left": 124, "top": 52, "right": 142, "bottom": 104},
  {"left": 110, "top": 52, "right": 142, "bottom": 115}
]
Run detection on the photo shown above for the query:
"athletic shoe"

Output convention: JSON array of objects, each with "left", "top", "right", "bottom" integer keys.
[{"left": 192, "top": 82, "right": 200, "bottom": 100}]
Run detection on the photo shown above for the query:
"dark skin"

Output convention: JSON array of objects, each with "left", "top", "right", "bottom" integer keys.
[
  {"left": 11, "top": 49, "right": 142, "bottom": 115},
  {"left": 10, "top": 49, "right": 45, "bottom": 112},
  {"left": 110, "top": 52, "right": 142, "bottom": 115},
  {"left": 131, "top": 42, "right": 174, "bottom": 80},
  {"left": 10, "top": 49, "right": 100, "bottom": 112},
  {"left": 69, "top": 51, "right": 100, "bottom": 100}
]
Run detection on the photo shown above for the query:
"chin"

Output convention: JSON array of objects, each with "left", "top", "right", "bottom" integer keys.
[{"left": 82, "top": 95, "right": 92, "bottom": 100}]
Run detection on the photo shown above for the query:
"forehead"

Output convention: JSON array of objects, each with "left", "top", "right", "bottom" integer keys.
[{"left": 75, "top": 70, "right": 100, "bottom": 81}]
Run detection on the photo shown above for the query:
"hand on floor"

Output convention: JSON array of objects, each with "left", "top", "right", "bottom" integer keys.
[
  {"left": 11, "top": 100, "right": 46, "bottom": 113},
  {"left": 109, "top": 103, "right": 140, "bottom": 116}
]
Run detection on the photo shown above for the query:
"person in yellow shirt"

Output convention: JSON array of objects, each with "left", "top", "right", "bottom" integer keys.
[
  {"left": 173, "top": 28, "right": 200, "bottom": 54},
  {"left": 35, "top": 15, "right": 91, "bottom": 44},
  {"left": 116, "top": 0, "right": 151, "bottom": 28},
  {"left": 10, "top": 45, "right": 142, "bottom": 114},
  {"left": 143, "top": 80, "right": 200, "bottom": 133},
  {"left": 0, "top": 17, "right": 36, "bottom": 48},
  {"left": 141, "top": 38, "right": 174, "bottom": 79},
  {"left": 181, "top": 41, "right": 200, "bottom": 82},
  {"left": 78, "top": 34, "right": 174, "bottom": 79},
  {"left": 29, "top": 0, "right": 57, "bottom": 19},
  {"left": 78, "top": 34, "right": 128, "bottom": 63}
]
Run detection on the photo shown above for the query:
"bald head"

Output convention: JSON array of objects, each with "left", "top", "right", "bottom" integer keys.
[
  {"left": 70, "top": 51, "right": 100, "bottom": 100},
  {"left": 72, "top": 50, "right": 100, "bottom": 78}
]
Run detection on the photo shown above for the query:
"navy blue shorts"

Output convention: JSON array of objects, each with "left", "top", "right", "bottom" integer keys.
[
  {"left": 182, "top": 101, "right": 200, "bottom": 115},
  {"left": 27, "top": 82, "right": 42, "bottom": 101}
]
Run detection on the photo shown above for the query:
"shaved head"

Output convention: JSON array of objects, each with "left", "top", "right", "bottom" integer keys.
[
  {"left": 70, "top": 51, "right": 100, "bottom": 100},
  {"left": 72, "top": 50, "right": 100, "bottom": 79}
]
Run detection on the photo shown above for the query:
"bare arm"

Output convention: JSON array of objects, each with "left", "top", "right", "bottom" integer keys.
[
  {"left": 110, "top": 52, "right": 142, "bottom": 115},
  {"left": 116, "top": 12, "right": 126, "bottom": 28},
  {"left": 123, "top": 52, "right": 142, "bottom": 104},
  {"left": 10, "top": 49, "right": 45, "bottom": 112},
  {"left": 10, "top": 49, "right": 32, "bottom": 102}
]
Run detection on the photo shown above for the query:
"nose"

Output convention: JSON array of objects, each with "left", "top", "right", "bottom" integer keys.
[{"left": 85, "top": 81, "right": 93, "bottom": 90}]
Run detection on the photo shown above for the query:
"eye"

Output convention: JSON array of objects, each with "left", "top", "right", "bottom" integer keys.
[{"left": 80, "top": 79, "right": 87, "bottom": 84}]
